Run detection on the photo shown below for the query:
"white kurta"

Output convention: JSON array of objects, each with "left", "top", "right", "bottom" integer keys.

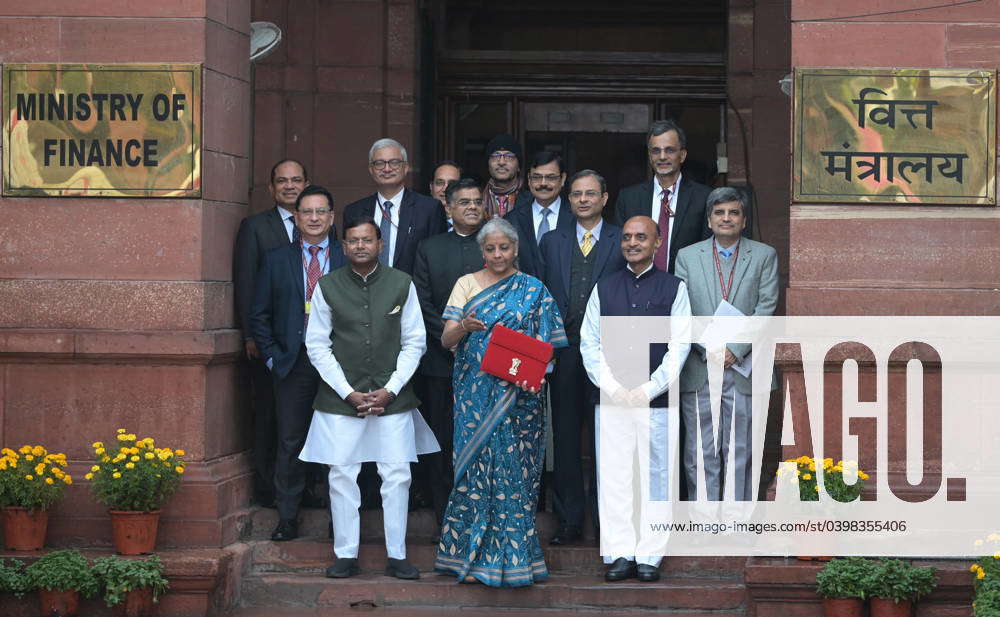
[{"left": 299, "top": 272, "right": 440, "bottom": 466}]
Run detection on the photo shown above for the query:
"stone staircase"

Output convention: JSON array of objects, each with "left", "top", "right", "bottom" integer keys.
[{"left": 228, "top": 506, "right": 749, "bottom": 616}]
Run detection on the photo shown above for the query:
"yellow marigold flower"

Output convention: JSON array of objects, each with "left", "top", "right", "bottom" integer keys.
[
  {"left": 813, "top": 485, "right": 820, "bottom": 492},
  {"left": 823, "top": 458, "right": 833, "bottom": 468},
  {"left": 63, "top": 476, "right": 71, "bottom": 485},
  {"left": 24, "top": 454, "right": 34, "bottom": 462},
  {"left": 163, "top": 462, "right": 171, "bottom": 468},
  {"left": 979, "top": 569, "right": 986, "bottom": 580},
  {"left": 155, "top": 474, "right": 161, "bottom": 478},
  {"left": 112, "top": 472, "right": 122, "bottom": 479},
  {"left": 34, "top": 463, "right": 45, "bottom": 475},
  {"left": 130, "top": 456, "right": 140, "bottom": 462},
  {"left": 102, "top": 456, "right": 111, "bottom": 463},
  {"left": 2, "top": 448, "right": 15, "bottom": 457},
  {"left": 994, "top": 552, "right": 1000, "bottom": 559},
  {"left": 117, "top": 434, "right": 128, "bottom": 441},
  {"left": 24, "top": 474, "right": 33, "bottom": 480},
  {"left": 91, "top": 465, "right": 100, "bottom": 472},
  {"left": 96, "top": 447, "right": 106, "bottom": 456},
  {"left": 802, "top": 473, "right": 812, "bottom": 480},
  {"left": 117, "top": 428, "right": 126, "bottom": 434},
  {"left": 126, "top": 434, "right": 137, "bottom": 441},
  {"left": 175, "top": 449, "right": 185, "bottom": 457},
  {"left": 92, "top": 441, "right": 104, "bottom": 449},
  {"left": 832, "top": 465, "right": 843, "bottom": 473},
  {"left": 972, "top": 563, "right": 981, "bottom": 572},
  {"left": 85, "top": 473, "right": 94, "bottom": 480},
  {"left": 175, "top": 466, "right": 185, "bottom": 474},
  {"left": 859, "top": 472, "right": 870, "bottom": 480},
  {"left": 163, "top": 449, "right": 174, "bottom": 457},
  {"left": 145, "top": 452, "right": 155, "bottom": 460},
  {"left": 19, "top": 445, "right": 31, "bottom": 454},
  {"left": 0, "top": 461, "right": 6, "bottom": 471},
  {"left": 808, "top": 462, "right": 816, "bottom": 471},
  {"left": 45, "top": 477, "right": 54, "bottom": 485},
  {"left": 10, "top": 461, "right": 17, "bottom": 468},
  {"left": 125, "top": 462, "right": 135, "bottom": 469},
  {"left": 32, "top": 446, "right": 44, "bottom": 456}
]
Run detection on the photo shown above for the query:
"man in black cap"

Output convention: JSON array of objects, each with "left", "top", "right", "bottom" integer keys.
[{"left": 483, "top": 134, "right": 529, "bottom": 218}]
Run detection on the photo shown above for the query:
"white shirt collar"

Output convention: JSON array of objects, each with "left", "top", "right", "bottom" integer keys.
[
  {"left": 627, "top": 263, "right": 654, "bottom": 278},
  {"left": 654, "top": 173, "right": 682, "bottom": 199},
  {"left": 377, "top": 188, "right": 405, "bottom": 208},
  {"left": 576, "top": 219, "right": 603, "bottom": 245},
  {"left": 532, "top": 196, "right": 561, "bottom": 216}
]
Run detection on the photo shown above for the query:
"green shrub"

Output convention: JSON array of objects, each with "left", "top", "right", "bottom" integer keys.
[
  {"left": 816, "top": 557, "right": 877, "bottom": 599},
  {"left": 92, "top": 554, "right": 169, "bottom": 607}
]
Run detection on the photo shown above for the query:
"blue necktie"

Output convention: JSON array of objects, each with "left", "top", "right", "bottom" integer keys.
[
  {"left": 536, "top": 207, "right": 552, "bottom": 244},
  {"left": 379, "top": 201, "right": 393, "bottom": 265}
]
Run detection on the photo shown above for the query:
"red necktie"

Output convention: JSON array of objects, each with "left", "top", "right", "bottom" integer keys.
[
  {"left": 305, "top": 245, "right": 322, "bottom": 327},
  {"left": 653, "top": 187, "right": 673, "bottom": 271}
]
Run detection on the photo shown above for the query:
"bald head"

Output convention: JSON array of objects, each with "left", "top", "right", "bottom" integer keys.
[{"left": 620, "top": 216, "right": 662, "bottom": 271}]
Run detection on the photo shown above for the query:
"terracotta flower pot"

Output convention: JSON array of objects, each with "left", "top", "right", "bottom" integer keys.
[
  {"left": 120, "top": 587, "right": 155, "bottom": 617},
  {"left": 796, "top": 555, "right": 833, "bottom": 562},
  {"left": 109, "top": 510, "right": 161, "bottom": 555},
  {"left": 823, "top": 597, "right": 865, "bottom": 617},
  {"left": 38, "top": 589, "right": 80, "bottom": 617},
  {"left": 871, "top": 597, "right": 912, "bottom": 617},
  {"left": 3, "top": 506, "right": 48, "bottom": 551}
]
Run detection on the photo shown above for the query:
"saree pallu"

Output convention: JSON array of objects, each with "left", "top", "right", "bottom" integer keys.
[{"left": 435, "top": 272, "right": 567, "bottom": 587}]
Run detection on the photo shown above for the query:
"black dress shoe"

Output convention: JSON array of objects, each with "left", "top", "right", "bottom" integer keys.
[
  {"left": 549, "top": 526, "right": 582, "bottom": 545},
  {"left": 605, "top": 557, "right": 637, "bottom": 582},
  {"left": 385, "top": 558, "right": 420, "bottom": 580},
  {"left": 325, "top": 557, "right": 359, "bottom": 578},
  {"left": 271, "top": 519, "right": 299, "bottom": 542},
  {"left": 636, "top": 563, "right": 660, "bottom": 582}
]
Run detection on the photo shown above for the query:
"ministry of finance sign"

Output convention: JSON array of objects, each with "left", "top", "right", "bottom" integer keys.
[
  {"left": 3, "top": 63, "right": 201, "bottom": 198},
  {"left": 793, "top": 68, "right": 995, "bottom": 205}
]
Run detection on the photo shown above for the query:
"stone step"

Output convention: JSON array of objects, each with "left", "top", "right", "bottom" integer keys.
[
  {"left": 246, "top": 505, "right": 581, "bottom": 542},
  {"left": 250, "top": 539, "right": 744, "bottom": 578},
  {"left": 225, "top": 607, "right": 743, "bottom": 617},
  {"left": 239, "top": 571, "right": 747, "bottom": 611}
]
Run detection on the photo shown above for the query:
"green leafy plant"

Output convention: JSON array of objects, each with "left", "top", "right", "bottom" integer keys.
[
  {"left": 777, "top": 456, "right": 869, "bottom": 502},
  {"left": 0, "top": 445, "right": 73, "bottom": 511},
  {"left": 23, "top": 550, "right": 99, "bottom": 598},
  {"left": 92, "top": 554, "right": 169, "bottom": 607},
  {"left": 88, "top": 429, "right": 186, "bottom": 512},
  {"left": 816, "top": 556, "right": 877, "bottom": 599},
  {"left": 970, "top": 536, "right": 1000, "bottom": 616},
  {"left": 869, "top": 558, "right": 936, "bottom": 603},
  {"left": 0, "top": 558, "right": 27, "bottom": 598}
]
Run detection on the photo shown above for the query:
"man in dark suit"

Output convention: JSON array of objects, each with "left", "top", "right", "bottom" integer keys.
[
  {"left": 249, "top": 185, "right": 347, "bottom": 541},
  {"left": 504, "top": 151, "right": 574, "bottom": 278},
  {"left": 233, "top": 159, "right": 309, "bottom": 507},
  {"left": 539, "top": 169, "right": 627, "bottom": 545},
  {"left": 342, "top": 138, "right": 447, "bottom": 275},
  {"left": 613, "top": 120, "right": 711, "bottom": 273},
  {"left": 411, "top": 177, "right": 486, "bottom": 533}
]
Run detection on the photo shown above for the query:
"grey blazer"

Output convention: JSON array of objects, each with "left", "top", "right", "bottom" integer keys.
[{"left": 675, "top": 237, "right": 779, "bottom": 394}]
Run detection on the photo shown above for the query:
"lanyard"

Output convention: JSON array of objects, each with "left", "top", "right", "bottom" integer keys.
[
  {"left": 301, "top": 241, "right": 331, "bottom": 274},
  {"left": 378, "top": 199, "right": 398, "bottom": 229},
  {"left": 712, "top": 241, "right": 740, "bottom": 301}
]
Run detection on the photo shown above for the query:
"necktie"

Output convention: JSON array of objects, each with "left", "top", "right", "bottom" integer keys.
[
  {"left": 536, "top": 207, "right": 552, "bottom": 244},
  {"left": 379, "top": 201, "right": 393, "bottom": 265},
  {"left": 305, "top": 245, "right": 322, "bottom": 327},
  {"left": 581, "top": 231, "right": 594, "bottom": 257},
  {"left": 653, "top": 187, "right": 673, "bottom": 271},
  {"left": 290, "top": 217, "right": 300, "bottom": 243}
]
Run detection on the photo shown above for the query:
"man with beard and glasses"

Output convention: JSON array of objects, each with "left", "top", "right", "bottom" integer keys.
[{"left": 483, "top": 134, "right": 530, "bottom": 218}]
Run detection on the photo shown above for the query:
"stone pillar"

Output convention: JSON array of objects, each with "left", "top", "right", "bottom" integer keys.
[{"left": 0, "top": 3, "right": 253, "bottom": 548}]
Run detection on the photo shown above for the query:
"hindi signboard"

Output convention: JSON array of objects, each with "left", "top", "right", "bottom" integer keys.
[
  {"left": 3, "top": 63, "right": 201, "bottom": 198},
  {"left": 793, "top": 68, "right": 995, "bottom": 205}
]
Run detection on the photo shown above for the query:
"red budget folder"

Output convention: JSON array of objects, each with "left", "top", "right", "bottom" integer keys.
[{"left": 480, "top": 325, "right": 554, "bottom": 390}]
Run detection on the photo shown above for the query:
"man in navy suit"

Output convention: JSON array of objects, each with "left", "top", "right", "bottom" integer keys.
[
  {"left": 250, "top": 185, "right": 346, "bottom": 541},
  {"left": 342, "top": 138, "right": 447, "bottom": 275},
  {"left": 613, "top": 120, "right": 711, "bottom": 273},
  {"left": 539, "top": 170, "right": 626, "bottom": 545},
  {"left": 505, "top": 151, "right": 574, "bottom": 278},
  {"left": 233, "top": 159, "right": 309, "bottom": 508}
]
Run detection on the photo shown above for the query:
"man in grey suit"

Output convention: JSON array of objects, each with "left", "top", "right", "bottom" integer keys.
[{"left": 675, "top": 187, "right": 778, "bottom": 502}]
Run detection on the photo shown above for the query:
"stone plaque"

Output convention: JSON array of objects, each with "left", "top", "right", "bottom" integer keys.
[
  {"left": 793, "top": 68, "right": 995, "bottom": 205},
  {"left": 3, "top": 63, "right": 201, "bottom": 198}
]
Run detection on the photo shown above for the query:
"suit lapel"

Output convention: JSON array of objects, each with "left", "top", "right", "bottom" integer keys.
[
  {"left": 558, "top": 230, "right": 572, "bottom": 298},
  {"left": 669, "top": 178, "right": 693, "bottom": 249},
  {"left": 728, "top": 241, "right": 753, "bottom": 301},
  {"left": 591, "top": 225, "right": 617, "bottom": 279},
  {"left": 699, "top": 241, "right": 720, "bottom": 309},
  {"left": 519, "top": 204, "right": 538, "bottom": 245},
  {"left": 640, "top": 179, "right": 655, "bottom": 220},
  {"left": 393, "top": 190, "right": 414, "bottom": 267},
  {"left": 268, "top": 207, "right": 291, "bottom": 245},
  {"left": 287, "top": 244, "right": 305, "bottom": 301}
]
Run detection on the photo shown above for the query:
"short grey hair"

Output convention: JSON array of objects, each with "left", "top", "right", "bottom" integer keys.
[
  {"left": 705, "top": 186, "right": 745, "bottom": 216},
  {"left": 369, "top": 138, "right": 408, "bottom": 163},
  {"left": 476, "top": 218, "right": 519, "bottom": 251}
]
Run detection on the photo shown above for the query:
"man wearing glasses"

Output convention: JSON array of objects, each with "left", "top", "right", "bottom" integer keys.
[
  {"left": 249, "top": 185, "right": 346, "bottom": 542},
  {"left": 343, "top": 138, "right": 447, "bottom": 275},
  {"left": 613, "top": 120, "right": 711, "bottom": 274},
  {"left": 483, "top": 134, "right": 530, "bottom": 218},
  {"left": 504, "top": 150, "right": 574, "bottom": 278}
]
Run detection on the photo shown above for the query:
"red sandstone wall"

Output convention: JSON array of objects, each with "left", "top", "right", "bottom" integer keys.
[
  {"left": 0, "top": 2, "right": 253, "bottom": 548},
  {"left": 788, "top": 0, "right": 1000, "bottom": 315},
  {"left": 250, "top": 0, "right": 421, "bottom": 215}
]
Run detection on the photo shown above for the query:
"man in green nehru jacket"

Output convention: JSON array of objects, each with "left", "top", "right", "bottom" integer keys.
[{"left": 300, "top": 216, "right": 439, "bottom": 580}]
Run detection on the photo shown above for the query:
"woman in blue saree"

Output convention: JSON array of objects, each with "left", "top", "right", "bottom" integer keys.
[{"left": 434, "top": 218, "right": 567, "bottom": 588}]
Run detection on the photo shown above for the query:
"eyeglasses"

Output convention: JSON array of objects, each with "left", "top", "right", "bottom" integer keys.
[
  {"left": 489, "top": 152, "right": 517, "bottom": 161},
  {"left": 432, "top": 178, "right": 455, "bottom": 187},
  {"left": 370, "top": 159, "right": 405, "bottom": 170},
  {"left": 298, "top": 208, "right": 331, "bottom": 216},
  {"left": 274, "top": 176, "right": 305, "bottom": 186},
  {"left": 454, "top": 198, "right": 484, "bottom": 207},
  {"left": 528, "top": 173, "right": 561, "bottom": 183},
  {"left": 648, "top": 146, "right": 683, "bottom": 156},
  {"left": 569, "top": 190, "right": 602, "bottom": 200},
  {"left": 345, "top": 237, "right": 378, "bottom": 246}
]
